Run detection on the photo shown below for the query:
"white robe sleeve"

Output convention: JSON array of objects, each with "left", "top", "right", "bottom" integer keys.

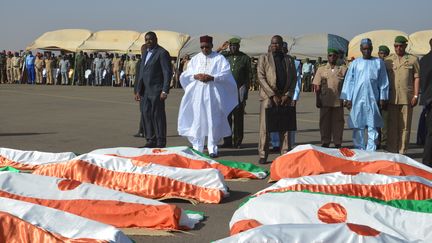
[{"left": 340, "top": 62, "right": 355, "bottom": 101}]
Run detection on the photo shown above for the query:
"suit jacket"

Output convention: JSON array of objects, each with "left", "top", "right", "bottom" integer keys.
[
  {"left": 135, "top": 45, "right": 172, "bottom": 96},
  {"left": 420, "top": 51, "right": 432, "bottom": 107},
  {"left": 257, "top": 52, "right": 297, "bottom": 101}
]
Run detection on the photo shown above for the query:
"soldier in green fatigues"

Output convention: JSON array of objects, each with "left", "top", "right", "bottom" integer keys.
[
  {"left": 74, "top": 51, "right": 85, "bottom": 85},
  {"left": 217, "top": 38, "right": 252, "bottom": 148}
]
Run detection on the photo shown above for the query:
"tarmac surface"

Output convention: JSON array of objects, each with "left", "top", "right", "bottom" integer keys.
[{"left": 0, "top": 84, "right": 425, "bottom": 242}]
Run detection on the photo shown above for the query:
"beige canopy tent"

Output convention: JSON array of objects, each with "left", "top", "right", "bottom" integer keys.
[
  {"left": 348, "top": 30, "right": 410, "bottom": 58},
  {"left": 77, "top": 30, "right": 140, "bottom": 53},
  {"left": 408, "top": 30, "right": 432, "bottom": 56},
  {"left": 128, "top": 30, "right": 190, "bottom": 57},
  {"left": 26, "top": 29, "right": 92, "bottom": 52}
]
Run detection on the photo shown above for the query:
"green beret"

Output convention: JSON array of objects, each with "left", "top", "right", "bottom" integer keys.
[
  {"left": 327, "top": 48, "right": 338, "bottom": 54},
  {"left": 228, "top": 38, "right": 241, "bottom": 45},
  {"left": 394, "top": 36, "right": 408, "bottom": 44},
  {"left": 378, "top": 45, "right": 390, "bottom": 53}
]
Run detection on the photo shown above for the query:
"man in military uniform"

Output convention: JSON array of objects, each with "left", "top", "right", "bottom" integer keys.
[
  {"left": 385, "top": 36, "right": 420, "bottom": 154},
  {"left": 6, "top": 51, "right": 14, "bottom": 83},
  {"left": 0, "top": 51, "right": 6, "bottom": 83},
  {"left": 75, "top": 51, "right": 85, "bottom": 85},
  {"left": 34, "top": 53, "right": 44, "bottom": 84},
  {"left": 112, "top": 53, "right": 121, "bottom": 86},
  {"left": 377, "top": 45, "right": 390, "bottom": 148},
  {"left": 44, "top": 54, "right": 55, "bottom": 85},
  {"left": 128, "top": 55, "right": 138, "bottom": 87},
  {"left": 313, "top": 48, "right": 347, "bottom": 148},
  {"left": 217, "top": 38, "right": 252, "bottom": 148},
  {"left": 12, "top": 52, "right": 22, "bottom": 83}
]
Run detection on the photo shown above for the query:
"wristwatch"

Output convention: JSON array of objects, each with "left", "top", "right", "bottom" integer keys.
[{"left": 414, "top": 95, "right": 418, "bottom": 99}]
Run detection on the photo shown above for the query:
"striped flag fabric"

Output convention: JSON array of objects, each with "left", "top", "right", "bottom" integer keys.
[
  {"left": 33, "top": 153, "right": 229, "bottom": 204},
  {"left": 257, "top": 172, "right": 432, "bottom": 201},
  {"left": 89, "top": 146, "right": 268, "bottom": 179},
  {"left": 0, "top": 171, "right": 203, "bottom": 230},
  {"left": 0, "top": 197, "right": 132, "bottom": 243},
  {"left": 270, "top": 144, "right": 432, "bottom": 181},
  {"left": 215, "top": 223, "right": 407, "bottom": 243},
  {"left": 0, "top": 147, "right": 76, "bottom": 170},
  {"left": 229, "top": 190, "right": 432, "bottom": 241}
]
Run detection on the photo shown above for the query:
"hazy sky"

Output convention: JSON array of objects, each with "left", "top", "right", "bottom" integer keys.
[{"left": 1, "top": 0, "right": 431, "bottom": 50}]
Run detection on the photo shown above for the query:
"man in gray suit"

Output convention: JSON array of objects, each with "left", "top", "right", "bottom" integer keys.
[{"left": 134, "top": 32, "right": 172, "bottom": 148}]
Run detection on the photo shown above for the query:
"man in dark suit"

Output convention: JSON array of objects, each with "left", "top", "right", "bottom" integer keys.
[
  {"left": 420, "top": 38, "right": 432, "bottom": 166},
  {"left": 134, "top": 32, "right": 172, "bottom": 148}
]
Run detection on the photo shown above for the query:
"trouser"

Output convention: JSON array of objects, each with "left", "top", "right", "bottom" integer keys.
[
  {"left": 387, "top": 104, "right": 413, "bottom": 154},
  {"left": 104, "top": 71, "right": 112, "bottom": 86},
  {"left": 7, "top": 68, "right": 13, "bottom": 83},
  {"left": 46, "top": 69, "right": 54, "bottom": 84},
  {"left": 76, "top": 68, "right": 84, "bottom": 85},
  {"left": 140, "top": 94, "right": 167, "bottom": 146},
  {"left": 380, "top": 110, "right": 388, "bottom": 146},
  {"left": 95, "top": 69, "right": 103, "bottom": 85},
  {"left": 61, "top": 71, "right": 68, "bottom": 85},
  {"left": 319, "top": 106, "right": 344, "bottom": 145},
  {"left": 417, "top": 107, "right": 428, "bottom": 145},
  {"left": 271, "top": 132, "right": 295, "bottom": 149},
  {"left": 27, "top": 65, "right": 35, "bottom": 84},
  {"left": 302, "top": 73, "right": 312, "bottom": 92},
  {"left": 423, "top": 107, "right": 432, "bottom": 166},
  {"left": 138, "top": 98, "right": 144, "bottom": 135},
  {"left": 223, "top": 102, "right": 245, "bottom": 146},
  {"left": 129, "top": 75, "right": 135, "bottom": 87},
  {"left": 0, "top": 66, "right": 5, "bottom": 83},
  {"left": 191, "top": 137, "right": 218, "bottom": 154},
  {"left": 259, "top": 99, "right": 290, "bottom": 159},
  {"left": 36, "top": 68, "right": 43, "bottom": 84},
  {"left": 13, "top": 67, "right": 21, "bottom": 82},
  {"left": 353, "top": 127, "right": 379, "bottom": 151},
  {"left": 114, "top": 70, "right": 121, "bottom": 85}
]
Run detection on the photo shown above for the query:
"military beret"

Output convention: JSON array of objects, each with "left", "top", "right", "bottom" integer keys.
[
  {"left": 228, "top": 38, "right": 241, "bottom": 45},
  {"left": 394, "top": 36, "right": 408, "bottom": 44},
  {"left": 378, "top": 45, "right": 390, "bottom": 53},
  {"left": 327, "top": 48, "right": 338, "bottom": 54}
]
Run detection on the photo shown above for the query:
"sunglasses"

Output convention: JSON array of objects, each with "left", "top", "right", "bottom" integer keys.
[{"left": 200, "top": 45, "right": 211, "bottom": 49}]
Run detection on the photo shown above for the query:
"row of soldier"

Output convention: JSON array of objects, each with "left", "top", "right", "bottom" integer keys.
[{"left": 1, "top": 50, "right": 332, "bottom": 93}]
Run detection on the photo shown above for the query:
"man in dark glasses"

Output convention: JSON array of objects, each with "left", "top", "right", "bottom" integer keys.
[{"left": 384, "top": 36, "right": 420, "bottom": 154}]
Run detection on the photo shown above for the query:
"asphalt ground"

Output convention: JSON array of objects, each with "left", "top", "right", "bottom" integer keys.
[{"left": 0, "top": 84, "right": 425, "bottom": 242}]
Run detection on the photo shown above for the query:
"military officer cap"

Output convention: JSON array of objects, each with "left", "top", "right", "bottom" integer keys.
[
  {"left": 394, "top": 36, "right": 408, "bottom": 44},
  {"left": 378, "top": 45, "right": 390, "bottom": 54},
  {"left": 228, "top": 37, "right": 241, "bottom": 45},
  {"left": 327, "top": 48, "right": 339, "bottom": 54}
]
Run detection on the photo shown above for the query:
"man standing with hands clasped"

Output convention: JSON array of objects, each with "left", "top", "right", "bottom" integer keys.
[
  {"left": 178, "top": 35, "right": 238, "bottom": 158},
  {"left": 134, "top": 32, "right": 172, "bottom": 148},
  {"left": 340, "top": 38, "right": 389, "bottom": 151},
  {"left": 257, "top": 35, "right": 297, "bottom": 164}
]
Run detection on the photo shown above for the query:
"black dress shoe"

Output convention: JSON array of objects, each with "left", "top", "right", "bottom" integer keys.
[
  {"left": 321, "top": 143, "right": 330, "bottom": 148},
  {"left": 156, "top": 144, "right": 166, "bottom": 148},
  {"left": 335, "top": 144, "right": 342, "bottom": 148},
  {"left": 133, "top": 133, "right": 144, "bottom": 138},
  {"left": 258, "top": 158, "right": 268, "bottom": 164},
  {"left": 209, "top": 153, "right": 218, "bottom": 158},
  {"left": 143, "top": 142, "right": 156, "bottom": 148},
  {"left": 270, "top": 146, "right": 280, "bottom": 153},
  {"left": 220, "top": 143, "right": 233, "bottom": 148}
]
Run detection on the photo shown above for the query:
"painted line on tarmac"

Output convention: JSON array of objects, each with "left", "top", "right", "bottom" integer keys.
[{"left": 1, "top": 90, "right": 136, "bottom": 106}]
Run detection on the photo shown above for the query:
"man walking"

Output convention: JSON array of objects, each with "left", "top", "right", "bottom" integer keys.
[
  {"left": 385, "top": 36, "right": 420, "bottom": 154},
  {"left": 341, "top": 38, "right": 389, "bottom": 151},
  {"left": 135, "top": 32, "right": 172, "bottom": 148}
]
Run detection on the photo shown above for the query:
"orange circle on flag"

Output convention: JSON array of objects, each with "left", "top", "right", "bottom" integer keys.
[
  {"left": 57, "top": 179, "right": 82, "bottom": 191},
  {"left": 317, "top": 202, "right": 347, "bottom": 223}
]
